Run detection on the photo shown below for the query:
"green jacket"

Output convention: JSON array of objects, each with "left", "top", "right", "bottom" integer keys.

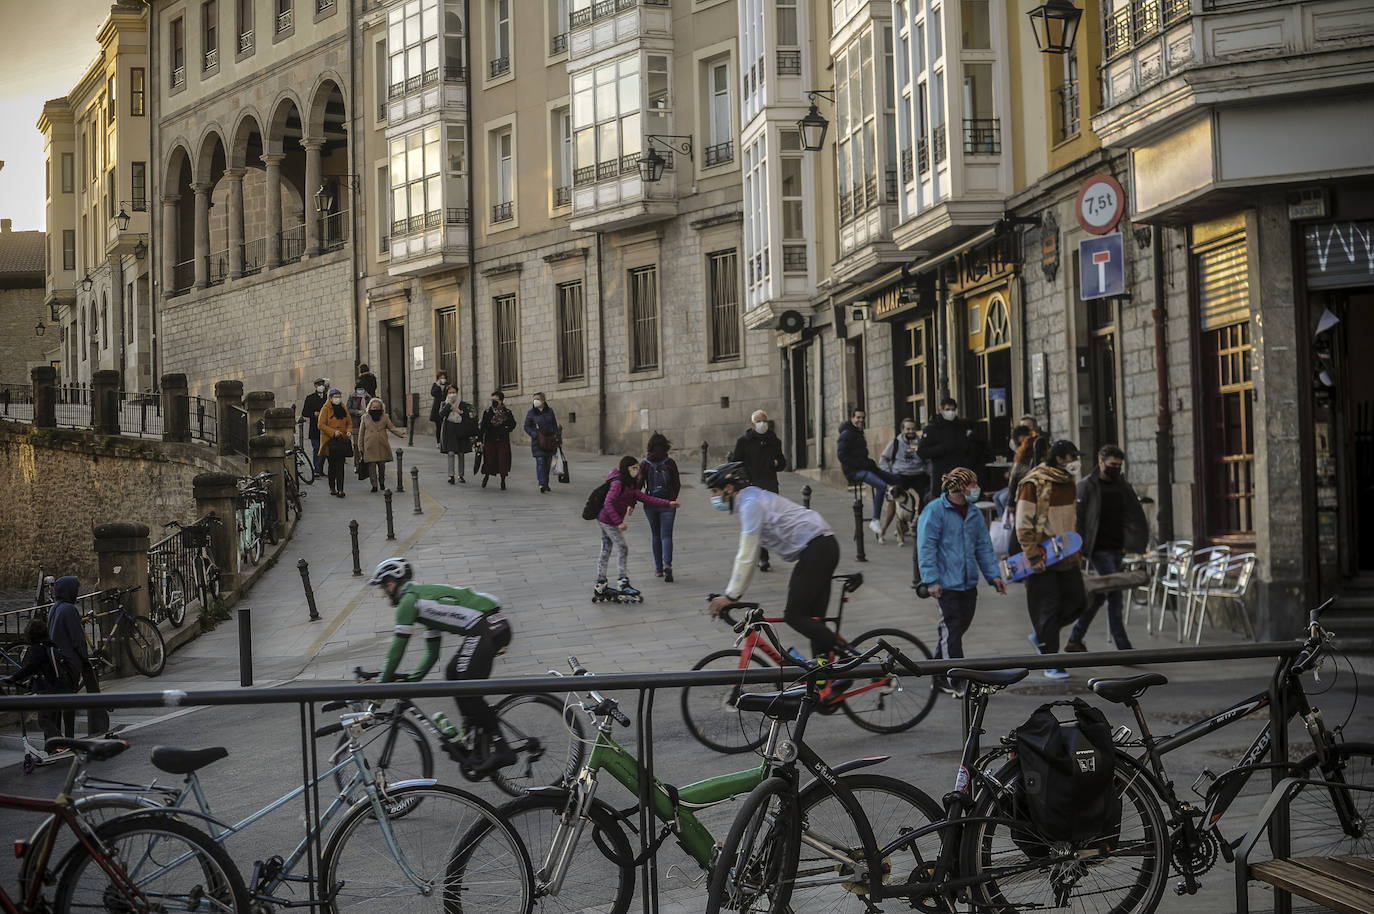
[{"left": 379, "top": 582, "right": 501, "bottom": 683}]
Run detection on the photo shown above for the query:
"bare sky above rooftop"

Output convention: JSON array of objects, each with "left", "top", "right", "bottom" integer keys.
[{"left": 0, "top": 1, "right": 111, "bottom": 231}]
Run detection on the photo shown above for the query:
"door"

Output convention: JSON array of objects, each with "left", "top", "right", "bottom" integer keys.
[
  {"left": 893, "top": 316, "right": 932, "bottom": 427},
  {"left": 1088, "top": 298, "right": 1119, "bottom": 456},
  {"left": 383, "top": 320, "right": 407, "bottom": 426},
  {"left": 1335, "top": 292, "right": 1374, "bottom": 573},
  {"left": 790, "top": 341, "right": 815, "bottom": 469},
  {"left": 844, "top": 336, "right": 866, "bottom": 416},
  {"left": 436, "top": 308, "right": 459, "bottom": 391}
]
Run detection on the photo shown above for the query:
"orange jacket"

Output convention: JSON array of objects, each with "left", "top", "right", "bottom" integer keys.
[{"left": 317, "top": 403, "right": 353, "bottom": 455}]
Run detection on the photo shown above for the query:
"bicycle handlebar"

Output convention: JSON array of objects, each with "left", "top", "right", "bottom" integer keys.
[
  {"left": 564, "top": 656, "right": 631, "bottom": 727},
  {"left": 100, "top": 585, "right": 142, "bottom": 599}
]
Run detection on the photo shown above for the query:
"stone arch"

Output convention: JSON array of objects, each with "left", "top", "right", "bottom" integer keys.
[
  {"left": 193, "top": 127, "right": 229, "bottom": 186},
  {"left": 228, "top": 110, "right": 266, "bottom": 170},
  {"left": 306, "top": 72, "right": 349, "bottom": 139},
  {"left": 163, "top": 140, "right": 194, "bottom": 187},
  {"left": 264, "top": 92, "right": 305, "bottom": 156}
]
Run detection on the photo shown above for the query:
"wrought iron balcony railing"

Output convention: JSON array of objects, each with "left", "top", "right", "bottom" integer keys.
[
  {"left": 491, "top": 201, "right": 514, "bottom": 223},
  {"left": 963, "top": 118, "right": 1001, "bottom": 155}
]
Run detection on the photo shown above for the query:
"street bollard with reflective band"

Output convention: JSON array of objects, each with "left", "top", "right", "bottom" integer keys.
[
  {"left": 852, "top": 498, "right": 867, "bottom": 562},
  {"left": 238, "top": 608, "right": 253, "bottom": 686},
  {"left": 802, "top": 484, "right": 812, "bottom": 509},
  {"left": 411, "top": 466, "right": 422, "bottom": 514},
  {"left": 384, "top": 489, "right": 396, "bottom": 540},
  {"left": 349, "top": 519, "right": 361, "bottom": 576},
  {"left": 297, "top": 558, "right": 322, "bottom": 621},
  {"left": 395, "top": 449, "right": 404, "bottom": 492}
]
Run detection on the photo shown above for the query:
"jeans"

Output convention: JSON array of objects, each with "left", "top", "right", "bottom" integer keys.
[
  {"left": 1026, "top": 569, "right": 1086, "bottom": 656},
  {"left": 992, "top": 487, "right": 1011, "bottom": 516},
  {"left": 310, "top": 435, "right": 323, "bottom": 474},
  {"left": 848, "top": 468, "right": 899, "bottom": 519},
  {"left": 1070, "top": 549, "right": 1132, "bottom": 649},
  {"left": 934, "top": 588, "right": 979, "bottom": 670},
  {"left": 644, "top": 506, "right": 676, "bottom": 570},
  {"left": 597, "top": 522, "right": 629, "bottom": 581},
  {"left": 534, "top": 453, "right": 552, "bottom": 488},
  {"left": 784, "top": 535, "right": 841, "bottom": 658}
]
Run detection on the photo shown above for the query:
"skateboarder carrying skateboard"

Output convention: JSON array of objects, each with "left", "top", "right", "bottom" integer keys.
[{"left": 1014, "top": 439, "right": 1086, "bottom": 680}]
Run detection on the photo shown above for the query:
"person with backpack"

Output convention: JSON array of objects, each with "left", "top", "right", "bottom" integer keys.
[
  {"left": 591, "top": 456, "right": 681, "bottom": 603},
  {"left": 523, "top": 393, "right": 561, "bottom": 493},
  {"left": 2, "top": 619, "right": 77, "bottom": 743},
  {"left": 47, "top": 575, "right": 111, "bottom": 737},
  {"left": 731, "top": 410, "right": 786, "bottom": 571},
  {"left": 639, "top": 432, "right": 681, "bottom": 582},
  {"left": 440, "top": 391, "right": 478, "bottom": 484}
]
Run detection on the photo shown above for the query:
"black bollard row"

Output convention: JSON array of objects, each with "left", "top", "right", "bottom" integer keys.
[
  {"left": 349, "top": 519, "right": 362, "bottom": 576},
  {"left": 384, "top": 488, "right": 396, "bottom": 540},
  {"left": 852, "top": 498, "right": 868, "bottom": 563},
  {"left": 411, "top": 466, "right": 422, "bottom": 514},
  {"left": 802, "top": 484, "right": 812, "bottom": 509},
  {"left": 700, "top": 441, "right": 709, "bottom": 482},
  {"left": 297, "top": 558, "right": 322, "bottom": 621},
  {"left": 395, "top": 448, "right": 405, "bottom": 492}
]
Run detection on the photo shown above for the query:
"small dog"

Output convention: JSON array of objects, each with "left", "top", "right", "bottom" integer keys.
[{"left": 878, "top": 485, "right": 920, "bottom": 545}]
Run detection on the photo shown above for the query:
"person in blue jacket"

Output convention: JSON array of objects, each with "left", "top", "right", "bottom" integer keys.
[{"left": 916, "top": 467, "right": 1006, "bottom": 695}]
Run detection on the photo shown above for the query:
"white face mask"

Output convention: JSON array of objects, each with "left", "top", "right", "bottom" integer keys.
[
  {"left": 967, "top": 487, "right": 981, "bottom": 501},
  {"left": 711, "top": 494, "right": 731, "bottom": 512},
  {"left": 534, "top": 399, "right": 544, "bottom": 408},
  {"left": 1065, "top": 460, "right": 1082, "bottom": 477},
  {"left": 754, "top": 421, "right": 768, "bottom": 434},
  {"left": 942, "top": 410, "right": 957, "bottom": 421},
  {"left": 315, "top": 385, "right": 325, "bottom": 394},
  {"left": 331, "top": 396, "right": 342, "bottom": 405}
]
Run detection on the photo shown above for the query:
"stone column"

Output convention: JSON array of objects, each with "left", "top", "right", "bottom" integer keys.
[
  {"left": 31, "top": 365, "right": 57, "bottom": 428},
  {"left": 249, "top": 435, "right": 287, "bottom": 541},
  {"left": 193, "top": 473, "right": 242, "bottom": 592},
  {"left": 94, "top": 523, "right": 152, "bottom": 677},
  {"left": 192, "top": 182, "right": 212, "bottom": 289},
  {"left": 162, "top": 194, "right": 180, "bottom": 292},
  {"left": 262, "top": 153, "right": 284, "bottom": 268},
  {"left": 225, "top": 168, "right": 246, "bottom": 279},
  {"left": 302, "top": 139, "right": 324, "bottom": 258},
  {"left": 91, "top": 369, "right": 121, "bottom": 435},
  {"left": 215, "top": 379, "right": 244, "bottom": 456},
  {"left": 161, "top": 372, "right": 191, "bottom": 443},
  {"left": 244, "top": 390, "right": 275, "bottom": 437},
  {"left": 263, "top": 405, "right": 297, "bottom": 450}
]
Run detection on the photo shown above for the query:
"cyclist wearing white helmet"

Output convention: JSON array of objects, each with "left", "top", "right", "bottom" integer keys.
[
  {"left": 367, "top": 557, "right": 515, "bottom": 774},
  {"left": 704, "top": 463, "right": 847, "bottom": 660}
]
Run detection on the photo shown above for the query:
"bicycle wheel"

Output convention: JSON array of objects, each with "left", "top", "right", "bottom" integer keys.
[
  {"left": 1283, "top": 741, "right": 1374, "bottom": 858},
  {"left": 960, "top": 753, "right": 1169, "bottom": 914},
  {"left": 792, "top": 772, "right": 946, "bottom": 913},
  {"left": 681, "top": 648, "right": 776, "bottom": 754},
  {"left": 19, "top": 794, "right": 164, "bottom": 895},
  {"left": 489, "top": 693, "right": 587, "bottom": 797},
  {"left": 204, "top": 559, "right": 222, "bottom": 602},
  {"left": 122, "top": 613, "right": 167, "bottom": 677},
  {"left": 331, "top": 710, "right": 434, "bottom": 813},
  {"left": 705, "top": 776, "right": 800, "bottom": 914},
  {"left": 839, "top": 628, "right": 938, "bottom": 734},
  {"left": 494, "top": 791, "right": 635, "bottom": 914},
  {"left": 248, "top": 511, "right": 265, "bottom": 564},
  {"left": 160, "top": 568, "right": 189, "bottom": 627},
  {"left": 55, "top": 811, "right": 250, "bottom": 913},
  {"left": 320, "top": 783, "right": 533, "bottom": 913},
  {"left": 264, "top": 499, "right": 280, "bottom": 546},
  {"left": 296, "top": 447, "right": 316, "bottom": 484}
]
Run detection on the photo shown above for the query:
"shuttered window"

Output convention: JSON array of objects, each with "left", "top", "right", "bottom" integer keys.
[
  {"left": 493, "top": 294, "right": 519, "bottom": 390},
  {"left": 1197, "top": 234, "right": 1249, "bottom": 331}
]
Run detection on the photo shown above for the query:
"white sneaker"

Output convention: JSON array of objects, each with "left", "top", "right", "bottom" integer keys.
[
  {"left": 875, "top": 533, "right": 886, "bottom": 545},
  {"left": 868, "top": 519, "right": 881, "bottom": 535}
]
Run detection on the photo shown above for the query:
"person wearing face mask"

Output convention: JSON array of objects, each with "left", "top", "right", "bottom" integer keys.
[
  {"left": 478, "top": 390, "right": 517, "bottom": 489},
  {"left": 355, "top": 362, "right": 378, "bottom": 399},
  {"left": 318, "top": 387, "right": 354, "bottom": 497},
  {"left": 357, "top": 397, "right": 406, "bottom": 492},
  {"left": 1065, "top": 445, "right": 1148, "bottom": 652},
  {"left": 915, "top": 468, "right": 1007, "bottom": 696},
  {"left": 917, "top": 397, "right": 988, "bottom": 505},
  {"left": 300, "top": 378, "right": 330, "bottom": 475},
  {"left": 837, "top": 408, "right": 902, "bottom": 537},
  {"left": 705, "top": 463, "right": 846, "bottom": 664},
  {"left": 1014, "top": 439, "right": 1086, "bottom": 679},
  {"left": 878, "top": 417, "right": 933, "bottom": 543},
  {"left": 429, "top": 369, "right": 450, "bottom": 446},
  {"left": 730, "top": 410, "right": 787, "bottom": 570},
  {"left": 593, "top": 456, "right": 681, "bottom": 602},
  {"left": 440, "top": 390, "right": 478, "bottom": 484},
  {"left": 523, "top": 393, "right": 561, "bottom": 493}
]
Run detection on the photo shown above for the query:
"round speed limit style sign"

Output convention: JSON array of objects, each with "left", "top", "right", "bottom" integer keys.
[{"left": 1076, "top": 174, "right": 1125, "bottom": 235}]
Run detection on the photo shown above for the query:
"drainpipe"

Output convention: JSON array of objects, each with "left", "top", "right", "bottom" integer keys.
[
  {"left": 144, "top": 0, "right": 159, "bottom": 391},
  {"left": 348, "top": 0, "right": 361, "bottom": 371},
  {"left": 1151, "top": 226, "right": 1175, "bottom": 542},
  {"left": 596, "top": 232, "right": 607, "bottom": 455},
  {"left": 464, "top": 0, "right": 478, "bottom": 402}
]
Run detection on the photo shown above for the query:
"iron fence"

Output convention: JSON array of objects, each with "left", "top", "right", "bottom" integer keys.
[
  {"left": 1, "top": 382, "right": 34, "bottom": 420},
  {"left": 191, "top": 397, "right": 218, "bottom": 445},
  {"left": 963, "top": 118, "right": 1001, "bottom": 154},
  {"left": 704, "top": 141, "right": 734, "bottom": 167},
  {"left": 491, "top": 201, "right": 514, "bottom": 223},
  {"left": 488, "top": 56, "right": 510, "bottom": 79},
  {"left": 55, "top": 384, "right": 92, "bottom": 429},
  {"left": 551, "top": 32, "right": 567, "bottom": 54},
  {"left": 776, "top": 49, "right": 802, "bottom": 75},
  {"left": 554, "top": 186, "right": 572, "bottom": 207},
  {"left": 901, "top": 148, "right": 914, "bottom": 184},
  {"left": 207, "top": 250, "right": 230, "bottom": 286},
  {"left": 242, "top": 237, "right": 267, "bottom": 276},
  {"left": 172, "top": 259, "right": 196, "bottom": 295},
  {"left": 445, "top": 63, "right": 466, "bottom": 81},
  {"left": 445, "top": 207, "right": 470, "bottom": 224},
  {"left": 933, "top": 127, "right": 947, "bottom": 164},
  {"left": 225, "top": 404, "right": 250, "bottom": 456},
  {"left": 321, "top": 209, "right": 350, "bottom": 252},
  {"left": 148, "top": 526, "right": 204, "bottom": 614},
  {"left": 0, "top": 589, "right": 110, "bottom": 674},
  {"left": 281, "top": 223, "right": 306, "bottom": 263},
  {"left": 116, "top": 391, "right": 164, "bottom": 439}
]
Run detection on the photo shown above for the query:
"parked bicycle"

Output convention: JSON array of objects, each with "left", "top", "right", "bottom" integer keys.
[
  {"left": 163, "top": 516, "right": 222, "bottom": 610},
  {"left": 681, "top": 574, "right": 937, "bottom": 753},
  {"left": 235, "top": 472, "right": 277, "bottom": 566},
  {"left": 284, "top": 462, "right": 305, "bottom": 521},
  {"left": 6, "top": 737, "right": 249, "bottom": 913},
  {"left": 330, "top": 666, "right": 589, "bottom": 797},
  {"left": 148, "top": 548, "right": 189, "bottom": 628},
  {"left": 84, "top": 585, "right": 166, "bottom": 677},
  {"left": 291, "top": 441, "right": 316, "bottom": 486}
]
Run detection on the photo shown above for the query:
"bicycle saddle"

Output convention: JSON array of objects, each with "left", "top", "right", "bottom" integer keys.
[
  {"left": 150, "top": 746, "right": 230, "bottom": 775},
  {"left": 947, "top": 668, "right": 1028, "bottom": 688},
  {"left": 735, "top": 686, "right": 807, "bottom": 721},
  {"left": 45, "top": 738, "right": 129, "bottom": 762},
  {"left": 833, "top": 573, "right": 864, "bottom": 593},
  {"left": 1088, "top": 673, "right": 1168, "bottom": 704}
]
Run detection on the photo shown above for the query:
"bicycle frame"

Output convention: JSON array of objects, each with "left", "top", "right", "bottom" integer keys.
[
  {"left": 734, "top": 621, "right": 894, "bottom": 707},
  {"left": 84, "top": 600, "right": 136, "bottom": 668}
]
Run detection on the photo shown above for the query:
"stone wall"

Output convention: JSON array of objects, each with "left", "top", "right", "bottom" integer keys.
[
  {"left": 0, "top": 422, "right": 238, "bottom": 588},
  {"left": 0, "top": 286, "right": 49, "bottom": 387}
]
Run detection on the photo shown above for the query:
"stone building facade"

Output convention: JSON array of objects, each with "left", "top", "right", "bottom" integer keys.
[{"left": 0, "top": 220, "right": 48, "bottom": 388}]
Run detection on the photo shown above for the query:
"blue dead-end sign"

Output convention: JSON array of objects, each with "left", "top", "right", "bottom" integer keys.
[{"left": 1079, "top": 232, "right": 1125, "bottom": 299}]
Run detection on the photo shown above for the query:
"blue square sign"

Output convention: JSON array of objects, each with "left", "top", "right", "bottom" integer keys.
[{"left": 1079, "top": 233, "right": 1125, "bottom": 299}]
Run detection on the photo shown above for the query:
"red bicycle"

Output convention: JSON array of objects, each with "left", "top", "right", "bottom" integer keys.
[{"left": 681, "top": 573, "right": 938, "bottom": 753}]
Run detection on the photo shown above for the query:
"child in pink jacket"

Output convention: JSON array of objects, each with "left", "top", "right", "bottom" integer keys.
[{"left": 594, "top": 456, "right": 681, "bottom": 602}]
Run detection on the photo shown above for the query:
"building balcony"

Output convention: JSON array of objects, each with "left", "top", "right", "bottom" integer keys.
[
  {"left": 776, "top": 49, "right": 802, "bottom": 76},
  {"left": 387, "top": 208, "right": 470, "bottom": 277},
  {"left": 386, "top": 67, "right": 465, "bottom": 126},
  {"left": 568, "top": 152, "right": 678, "bottom": 232},
  {"left": 704, "top": 140, "right": 734, "bottom": 167},
  {"left": 567, "top": 0, "right": 671, "bottom": 62},
  {"left": 963, "top": 118, "right": 1001, "bottom": 155}
]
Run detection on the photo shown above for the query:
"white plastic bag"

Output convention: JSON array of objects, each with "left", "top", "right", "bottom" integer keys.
[{"left": 990, "top": 509, "right": 1013, "bottom": 557}]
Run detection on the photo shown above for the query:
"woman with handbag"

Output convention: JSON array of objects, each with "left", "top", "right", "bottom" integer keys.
[
  {"left": 318, "top": 387, "right": 354, "bottom": 497},
  {"left": 478, "top": 391, "right": 517, "bottom": 490},
  {"left": 440, "top": 391, "right": 478, "bottom": 484},
  {"left": 523, "top": 392, "right": 560, "bottom": 493},
  {"left": 358, "top": 397, "right": 407, "bottom": 492}
]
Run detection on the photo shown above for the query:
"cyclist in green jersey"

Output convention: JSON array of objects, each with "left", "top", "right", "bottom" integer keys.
[{"left": 367, "top": 557, "right": 516, "bottom": 774}]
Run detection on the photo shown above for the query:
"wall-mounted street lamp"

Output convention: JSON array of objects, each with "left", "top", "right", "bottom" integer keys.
[
  {"left": 798, "top": 90, "right": 836, "bottom": 152},
  {"left": 1027, "top": 0, "right": 1083, "bottom": 54},
  {"left": 315, "top": 175, "right": 361, "bottom": 213},
  {"left": 639, "top": 135, "right": 693, "bottom": 183},
  {"left": 35, "top": 320, "right": 46, "bottom": 337},
  {"left": 80, "top": 272, "right": 93, "bottom": 293},
  {"left": 134, "top": 237, "right": 148, "bottom": 260}
]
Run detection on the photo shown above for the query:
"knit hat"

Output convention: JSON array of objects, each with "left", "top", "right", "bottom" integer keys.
[{"left": 941, "top": 467, "right": 979, "bottom": 492}]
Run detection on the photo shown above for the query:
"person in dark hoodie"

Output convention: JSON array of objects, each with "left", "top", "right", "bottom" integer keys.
[
  {"left": 47, "top": 575, "right": 111, "bottom": 737},
  {"left": 2, "top": 619, "right": 76, "bottom": 742},
  {"left": 731, "top": 409, "right": 786, "bottom": 571},
  {"left": 837, "top": 407, "right": 900, "bottom": 536},
  {"left": 917, "top": 397, "right": 987, "bottom": 503}
]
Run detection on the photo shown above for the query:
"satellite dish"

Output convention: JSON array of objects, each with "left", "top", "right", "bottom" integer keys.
[{"left": 777, "top": 310, "right": 805, "bottom": 333}]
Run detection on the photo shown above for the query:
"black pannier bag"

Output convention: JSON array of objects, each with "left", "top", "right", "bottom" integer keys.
[{"left": 1014, "top": 698, "right": 1122, "bottom": 845}]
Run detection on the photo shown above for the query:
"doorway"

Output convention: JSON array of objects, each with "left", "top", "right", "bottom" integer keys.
[
  {"left": 893, "top": 315, "right": 933, "bottom": 427},
  {"left": 382, "top": 320, "right": 408, "bottom": 426},
  {"left": 790, "top": 341, "right": 816, "bottom": 469},
  {"left": 1320, "top": 290, "right": 1374, "bottom": 575},
  {"left": 967, "top": 295, "right": 1013, "bottom": 480},
  {"left": 1088, "top": 297, "right": 1120, "bottom": 456},
  {"left": 844, "top": 336, "right": 866, "bottom": 416}
]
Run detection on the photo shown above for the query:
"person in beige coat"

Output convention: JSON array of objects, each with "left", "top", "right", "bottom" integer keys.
[{"left": 357, "top": 397, "right": 405, "bottom": 492}]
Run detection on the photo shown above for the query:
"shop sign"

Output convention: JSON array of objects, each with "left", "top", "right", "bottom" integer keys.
[
  {"left": 1076, "top": 174, "right": 1125, "bottom": 235},
  {"left": 872, "top": 285, "right": 907, "bottom": 319},
  {"left": 946, "top": 235, "right": 1017, "bottom": 294},
  {"left": 1305, "top": 221, "right": 1374, "bottom": 289}
]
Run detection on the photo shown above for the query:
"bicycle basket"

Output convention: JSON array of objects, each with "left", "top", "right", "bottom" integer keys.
[{"left": 180, "top": 526, "right": 211, "bottom": 548}]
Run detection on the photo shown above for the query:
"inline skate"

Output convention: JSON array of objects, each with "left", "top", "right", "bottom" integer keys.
[{"left": 614, "top": 577, "right": 643, "bottom": 603}]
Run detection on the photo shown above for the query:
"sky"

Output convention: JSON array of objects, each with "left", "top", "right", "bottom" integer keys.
[{"left": 0, "top": 1, "right": 112, "bottom": 231}]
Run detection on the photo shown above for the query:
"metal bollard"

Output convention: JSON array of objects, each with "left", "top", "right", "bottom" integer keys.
[
  {"left": 802, "top": 484, "right": 813, "bottom": 509},
  {"left": 395, "top": 449, "right": 405, "bottom": 492},
  {"left": 411, "top": 466, "right": 422, "bottom": 514},
  {"left": 700, "top": 441, "right": 709, "bottom": 482},
  {"left": 349, "top": 519, "right": 362, "bottom": 576},
  {"left": 238, "top": 608, "right": 253, "bottom": 686},
  {"left": 852, "top": 498, "right": 868, "bottom": 563},
  {"left": 384, "top": 489, "right": 396, "bottom": 540},
  {"left": 297, "top": 558, "right": 322, "bottom": 621}
]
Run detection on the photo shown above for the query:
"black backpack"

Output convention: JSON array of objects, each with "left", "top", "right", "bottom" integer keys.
[
  {"left": 644, "top": 458, "right": 672, "bottom": 499},
  {"left": 581, "top": 480, "right": 612, "bottom": 520},
  {"left": 1014, "top": 698, "right": 1121, "bottom": 845}
]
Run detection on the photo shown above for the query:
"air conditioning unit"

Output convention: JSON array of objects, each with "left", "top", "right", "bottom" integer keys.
[{"left": 850, "top": 302, "right": 871, "bottom": 324}]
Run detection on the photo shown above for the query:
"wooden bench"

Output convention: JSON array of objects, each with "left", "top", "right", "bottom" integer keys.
[{"left": 1236, "top": 777, "right": 1374, "bottom": 913}]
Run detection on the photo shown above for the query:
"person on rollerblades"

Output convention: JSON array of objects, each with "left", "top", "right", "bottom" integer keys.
[
  {"left": 366, "top": 557, "right": 517, "bottom": 775},
  {"left": 593, "top": 456, "right": 681, "bottom": 603}
]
